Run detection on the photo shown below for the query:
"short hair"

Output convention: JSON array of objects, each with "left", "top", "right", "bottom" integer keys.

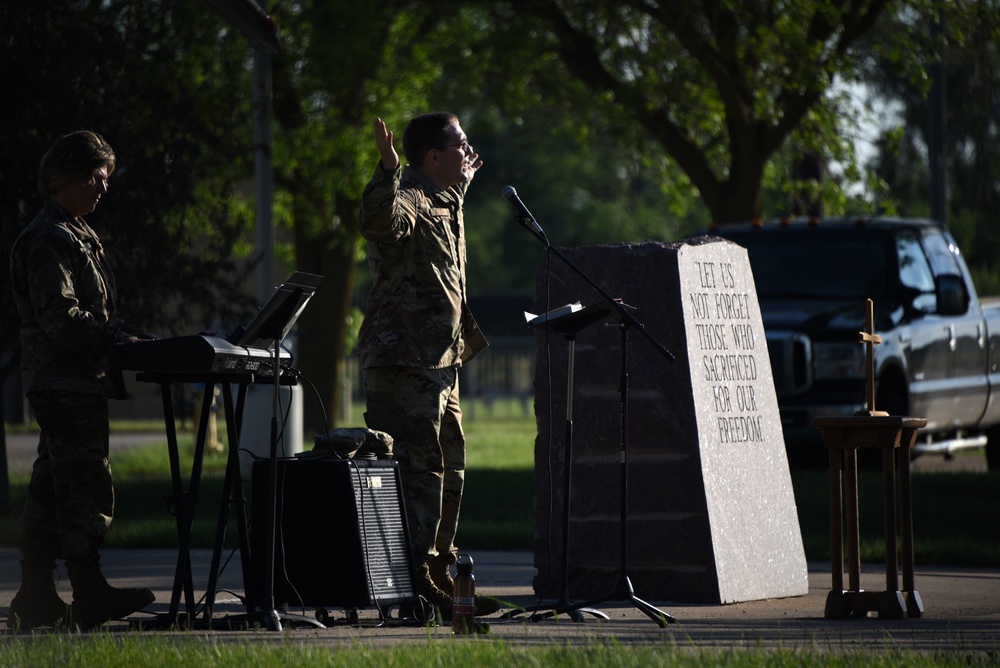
[
  {"left": 402, "top": 112, "right": 459, "bottom": 168},
  {"left": 38, "top": 130, "right": 116, "bottom": 196}
]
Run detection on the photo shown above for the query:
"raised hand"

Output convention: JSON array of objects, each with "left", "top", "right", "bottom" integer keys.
[{"left": 374, "top": 117, "right": 399, "bottom": 171}]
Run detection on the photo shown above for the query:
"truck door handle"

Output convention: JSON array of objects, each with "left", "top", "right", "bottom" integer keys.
[{"left": 948, "top": 324, "right": 957, "bottom": 351}]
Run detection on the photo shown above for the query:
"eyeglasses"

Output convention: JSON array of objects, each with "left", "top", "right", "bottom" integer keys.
[{"left": 437, "top": 140, "right": 472, "bottom": 154}]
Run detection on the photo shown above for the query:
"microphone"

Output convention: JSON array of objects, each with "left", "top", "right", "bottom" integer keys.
[{"left": 501, "top": 185, "right": 546, "bottom": 239}]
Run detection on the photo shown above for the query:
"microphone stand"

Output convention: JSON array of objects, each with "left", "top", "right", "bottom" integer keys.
[
  {"left": 515, "top": 214, "right": 675, "bottom": 363},
  {"left": 257, "top": 304, "right": 325, "bottom": 630},
  {"left": 503, "top": 303, "right": 612, "bottom": 623},
  {"left": 236, "top": 290, "right": 323, "bottom": 631},
  {"left": 512, "top": 211, "right": 677, "bottom": 627}
]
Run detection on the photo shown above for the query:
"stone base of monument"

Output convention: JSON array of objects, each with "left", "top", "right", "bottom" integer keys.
[{"left": 530, "top": 238, "right": 808, "bottom": 604}]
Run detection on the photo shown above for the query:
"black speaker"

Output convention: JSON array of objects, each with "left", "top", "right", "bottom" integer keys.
[{"left": 251, "top": 456, "right": 415, "bottom": 611}]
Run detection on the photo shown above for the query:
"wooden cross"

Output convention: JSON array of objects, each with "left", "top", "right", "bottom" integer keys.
[{"left": 858, "top": 298, "right": 888, "bottom": 416}]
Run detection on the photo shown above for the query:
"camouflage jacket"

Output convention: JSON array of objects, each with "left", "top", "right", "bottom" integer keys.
[
  {"left": 357, "top": 162, "right": 488, "bottom": 370},
  {"left": 10, "top": 199, "right": 131, "bottom": 397}
]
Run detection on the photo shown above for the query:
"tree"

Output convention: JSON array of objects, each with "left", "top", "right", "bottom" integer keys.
[
  {"left": 261, "top": 2, "right": 483, "bottom": 432},
  {"left": 0, "top": 1, "right": 262, "bottom": 509},
  {"left": 1, "top": 2, "right": 260, "bottom": 384},
  {"left": 472, "top": 0, "right": 894, "bottom": 225},
  {"left": 5, "top": 1, "right": 954, "bottom": 442},
  {"left": 862, "top": 2, "right": 1000, "bottom": 292},
  {"left": 263, "top": 0, "right": 922, "bottom": 428}
]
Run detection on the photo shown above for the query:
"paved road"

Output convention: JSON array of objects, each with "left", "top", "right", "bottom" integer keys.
[
  {"left": 0, "top": 548, "right": 996, "bottom": 654},
  {"left": 911, "top": 449, "right": 988, "bottom": 473}
]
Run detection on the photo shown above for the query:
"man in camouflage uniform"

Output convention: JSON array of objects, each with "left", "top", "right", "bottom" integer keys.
[
  {"left": 358, "top": 113, "right": 498, "bottom": 620},
  {"left": 8, "top": 130, "right": 154, "bottom": 629}
]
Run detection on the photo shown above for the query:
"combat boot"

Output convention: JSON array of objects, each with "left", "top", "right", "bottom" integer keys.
[
  {"left": 8, "top": 560, "right": 70, "bottom": 629},
  {"left": 66, "top": 555, "right": 155, "bottom": 630},
  {"left": 427, "top": 550, "right": 458, "bottom": 594},
  {"left": 399, "top": 561, "right": 454, "bottom": 623},
  {"left": 427, "top": 550, "right": 502, "bottom": 617}
]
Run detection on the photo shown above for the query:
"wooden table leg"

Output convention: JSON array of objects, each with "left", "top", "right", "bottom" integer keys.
[
  {"left": 813, "top": 417, "right": 927, "bottom": 620},
  {"left": 882, "top": 446, "right": 899, "bottom": 593},
  {"left": 898, "top": 436, "right": 923, "bottom": 618},
  {"left": 845, "top": 448, "right": 861, "bottom": 593},
  {"left": 825, "top": 447, "right": 847, "bottom": 618},
  {"left": 830, "top": 448, "right": 844, "bottom": 591},
  {"left": 879, "top": 446, "right": 906, "bottom": 619}
]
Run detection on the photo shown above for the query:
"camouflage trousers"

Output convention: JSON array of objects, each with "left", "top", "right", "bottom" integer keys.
[
  {"left": 363, "top": 366, "right": 464, "bottom": 566},
  {"left": 21, "top": 391, "right": 114, "bottom": 562}
]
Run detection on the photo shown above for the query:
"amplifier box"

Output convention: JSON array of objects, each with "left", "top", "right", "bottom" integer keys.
[{"left": 251, "top": 456, "right": 415, "bottom": 611}]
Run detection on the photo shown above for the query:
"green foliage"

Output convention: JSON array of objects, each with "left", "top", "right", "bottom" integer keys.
[
  {"left": 454, "top": 113, "right": 709, "bottom": 294},
  {"left": 7, "top": 2, "right": 1000, "bottom": 443},
  {"left": 0, "top": 1, "right": 260, "bottom": 339},
  {"left": 969, "top": 266, "right": 1000, "bottom": 299},
  {"left": 268, "top": 1, "right": 454, "bottom": 239},
  {"left": 479, "top": 1, "right": 900, "bottom": 224},
  {"left": 859, "top": 1, "right": 1000, "bottom": 290}
]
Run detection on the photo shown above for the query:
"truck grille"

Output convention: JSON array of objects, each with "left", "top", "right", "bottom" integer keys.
[{"left": 765, "top": 331, "right": 811, "bottom": 397}]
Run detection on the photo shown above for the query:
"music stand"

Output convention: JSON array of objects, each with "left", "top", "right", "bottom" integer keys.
[
  {"left": 506, "top": 203, "right": 676, "bottom": 627},
  {"left": 234, "top": 272, "right": 323, "bottom": 350},
  {"left": 541, "top": 314, "right": 676, "bottom": 626},
  {"left": 234, "top": 271, "right": 322, "bottom": 631},
  {"left": 502, "top": 301, "right": 615, "bottom": 623}
]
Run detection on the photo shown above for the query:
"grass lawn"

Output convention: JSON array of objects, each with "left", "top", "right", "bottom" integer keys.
[{"left": 0, "top": 634, "right": 994, "bottom": 667}]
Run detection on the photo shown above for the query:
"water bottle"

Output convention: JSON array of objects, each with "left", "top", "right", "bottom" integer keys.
[{"left": 451, "top": 554, "right": 475, "bottom": 634}]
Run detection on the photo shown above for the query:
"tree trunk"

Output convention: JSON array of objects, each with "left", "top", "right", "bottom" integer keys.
[
  {"left": 293, "top": 199, "right": 358, "bottom": 436},
  {"left": 704, "top": 176, "right": 765, "bottom": 225}
]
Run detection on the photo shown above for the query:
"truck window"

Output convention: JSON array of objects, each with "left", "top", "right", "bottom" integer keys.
[
  {"left": 921, "top": 230, "right": 963, "bottom": 277},
  {"left": 733, "top": 231, "right": 890, "bottom": 300},
  {"left": 897, "top": 231, "right": 936, "bottom": 312}
]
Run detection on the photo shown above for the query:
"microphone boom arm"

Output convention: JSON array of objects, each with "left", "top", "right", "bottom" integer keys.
[{"left": 505, "top": 188, "right": 674, "bottom": 361}]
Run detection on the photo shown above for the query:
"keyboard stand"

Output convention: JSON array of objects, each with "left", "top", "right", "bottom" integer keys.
[{"left": 131, "top": 371, "right": 302, "bottom": 630}]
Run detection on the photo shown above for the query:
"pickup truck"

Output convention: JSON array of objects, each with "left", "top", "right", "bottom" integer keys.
[{"left": 701, "top": 216, "right": 1000, "bottom": 470}]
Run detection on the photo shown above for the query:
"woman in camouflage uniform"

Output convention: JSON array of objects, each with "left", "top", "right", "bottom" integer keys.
[{"left": 8, "top": 130, "right": 154, "bottom": 629}]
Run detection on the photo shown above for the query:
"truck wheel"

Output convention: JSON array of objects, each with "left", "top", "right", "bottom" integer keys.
[
  {"left": 985, "top": 425, "right": 1000, "bottom": 471},
  {"left": 875, "top": 390, "right": 907, "bottom": 419}
]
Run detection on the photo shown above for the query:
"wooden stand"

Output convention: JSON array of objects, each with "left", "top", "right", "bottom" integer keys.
[
  {"left": 809, "top": 299, "right": 925, "bottom": 619},
  {"left": 810, "top": 415, "right": 926, "bottom": 619}
]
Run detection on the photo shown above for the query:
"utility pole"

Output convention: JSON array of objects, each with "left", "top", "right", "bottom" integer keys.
[
  {"left": 253, "top": 39, "right": 276, "bottom": 303},
  {"left": 928, "top": 18, "right": 948, "bottom": 225},
  {"left": 195, "top": 0, "right": 281, "bottom": 300}
]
